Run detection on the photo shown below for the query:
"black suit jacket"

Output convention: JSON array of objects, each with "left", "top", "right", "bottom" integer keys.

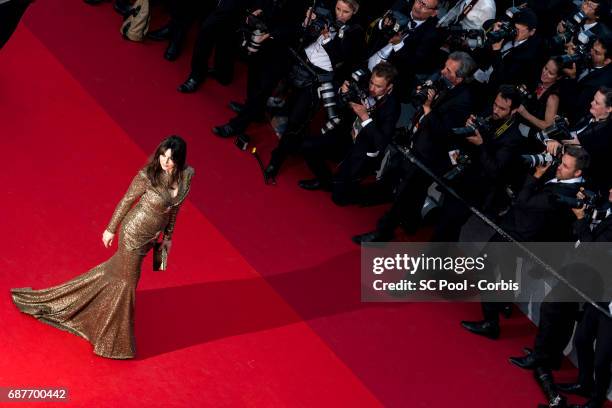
[
  {"left": 574, "top": 116, "right": 612, "bottom": 194},
  {"left": 573, "top": 211, "right": 612, "bottom": 243},
  {"left": 456, "top": 120, "right": 527, "bottom": 212},
  {"left": 411, "top": 82, "right": 475, "bottom": 173},
  {"left": 358, "top": 92, "right": 402, "bottom": 154},
  {"left": 367, "top": 16, "right": 441, "bottom": 101},
  {"left": 322, "top": 19, "right": 366, "bottom": 82},
  {"left": 567, "top": 64, "right": 612, "bottom": 123},
  {"left": 501, "top": 173, "right": 583, "bottom": 241},
  {"left": 480, "top": 36, "right": 544, "bottom": 91}
]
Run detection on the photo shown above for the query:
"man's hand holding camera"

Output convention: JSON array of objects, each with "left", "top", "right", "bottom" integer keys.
[
  {"left": 350, "top": 102, "right": 370, "bottom": 122},
  {"left": 571, "top": 188, "right": 588, "bottom": 219},
  {"left": 533, "top": 162, "right": 552, "bottom": 179},
  {"left": 416, "top": 85, "right": 436, "bottom": 115},
  {"left": 464, "top": 115, "right": 484, "bottom": 146}
]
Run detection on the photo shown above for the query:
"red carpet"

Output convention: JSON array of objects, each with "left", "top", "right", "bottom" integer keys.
[{"left": 0, "top": 2, "right": 607, "bottom": 407}]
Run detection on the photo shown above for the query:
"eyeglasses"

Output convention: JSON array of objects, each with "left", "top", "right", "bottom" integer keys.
[{"left": 416, "top": 0, "right": 437, "bottom": 10}]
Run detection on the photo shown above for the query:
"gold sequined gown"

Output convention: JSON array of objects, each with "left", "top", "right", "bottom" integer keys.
[{"left": 10, "top": 166, "right": 194, "bottom": 359}]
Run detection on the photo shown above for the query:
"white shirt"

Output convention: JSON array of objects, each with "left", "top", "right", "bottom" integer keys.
[
  {"left": 305, "top": 31, "right": 337, "bottom": 72},
  {"left": 545, "top": 176, "right": 584, "bottom": 184},
  {"left": 438, "top": 0, "right": 496, "bottom": 30}
]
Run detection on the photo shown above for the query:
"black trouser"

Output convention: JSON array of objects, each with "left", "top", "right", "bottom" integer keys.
[
  {"left": 189, "top": 8, "right": 239, "bottom": 82},
  {"left": 0, "top": 0, "right": 31, "bottom": 49},
  {"left": 269, "top": 82, "right": 320, "bottom": 169},
  {"left": 431, "top": 191, "right": 476, "bottom": 242},
  {"left": 532, "top": 301, "right": 579, "bottom": 369},
  {"left": 229, "top": 47, "right": 289, "bottom": 132},
  {"left": 302, "top": 126, "right": 352, "bottom": 182},
  {"left": 575, "top": 303, "right": 612, "bottom": 404},
  {"left": 375, "top": 160, "right": 433, "bottom": 236}
]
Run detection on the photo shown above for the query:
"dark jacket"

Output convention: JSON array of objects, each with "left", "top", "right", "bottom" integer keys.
[
  {"left": 574, "top": 116, "right": 612, "bottom": 194},
  {"left": 322, "top": 18, "right": 366, "bottom": 82},
  {"left": 367, "top": 16, "right": 442, "bottom": 101},
  {"left": 358, "top": 91, "right": 402, "bottom": 154},
  {"left": 501, "top": 171, "right": 583, "bottom": 241},
  {"left": 566, "top": 64, "right": 612, "bottom": 123},
  {"left": 412, "top": 82, "right": 476, "bottom": 173}
]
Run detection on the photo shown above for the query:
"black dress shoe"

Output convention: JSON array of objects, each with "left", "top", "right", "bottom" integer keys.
[
  {"left": 228, "top": 101, "right": 245, "bottom": 114},
  {"left": 177, "top": 77, "right": 202, "bottom": 93},
  {"left": 509, "top": 354, "right": 538, "bottom": 370},
  {"left": 164, "top": 41, "right": 181, "bottom": 61},
  {"left": 461, "top": 320, "right": 500, "bottom": 339},
  {"left": 212, "top": 124, "right": 238, "bottom": 138},
  {"left": 556, "top": 383, "right": 592, "bottom": 398},
  {"left": 264, "top": 164, "right": 278, "bottom": 182},
  {"left": 84, "top": 0, "right": 105, "bottom": 4},
  {"left": 351, "top": 231, "right": 392, "bottom": 245},
  {"left": 113, "top": 0, "right": 130, "bottom": 16},
  {"left": 298, "top": 178, "right": 331, "bottom": 191}
]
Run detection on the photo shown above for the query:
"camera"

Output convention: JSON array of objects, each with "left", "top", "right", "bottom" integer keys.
[
  {"left": 339, "top": 69, "right": 369, "bottom": 105},
  {"left": 551, "top": 11, "right": 587, "bottom": 47},
  {"left": 321, "top": 69, "right": 369, "bottom": 135},
  {"left": 517, "top": 84, "right": 534, "bottom": 102},
  {"left": 444, "top": 152, "right": 472, "bottom": 180},
  {"left": 520, "top": 152, "right": 560, "bottom": 168},
  {"left": 555, "top": 28, "right": 595, "bottom": 66},
  {"left": 486, "top": 21, "right": 517, "bottom": 45},
  {"left": 303, "top": 6, "right": 336, "bottom": 42},
  {"left": 533, "top": 116, "right": 572, "bottom": 144},
  {"left": 379, "top": 9, "right": 410, "bottom": 40},
  {"left": 555, "top": 189, "right": 602, "bottom": 210},
  {"left": 445, "top": 25, "right": 486, "bottom": 48},
  {"left": 451, "top": 116, "right": 492, "bottom": 137},
  {"left": 412, "top": 72, "right": 453, "bottom": 105},
  {"left": 240, "top": 12, "right": 269, "bottom": 54}
]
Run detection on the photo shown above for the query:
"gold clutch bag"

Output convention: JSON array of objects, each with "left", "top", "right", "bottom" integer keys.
[{"left": 153, "top": 241, "right": 168, "bottom": 271}]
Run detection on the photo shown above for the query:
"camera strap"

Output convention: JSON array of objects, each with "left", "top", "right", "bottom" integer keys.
[
  {"left": 457, "top": 0, "right": 480, "bottom": 24},
  {"left": 493, "top": 117, "right": 514, "bottom": 138}
]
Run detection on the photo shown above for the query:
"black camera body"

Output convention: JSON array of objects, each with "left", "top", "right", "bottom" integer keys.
[
  {"left": 413, "top": 73, "right": 453, "bottom": 105},
  {"left": 240, "top": 13, "right": 269, "bottom": 54},
  {"left": 451, "top": 116, "right": 492, "bottom": 137},
  {"left": 534, "top": 116, "right": 572, "bottom": 144},
  {"left": 304, "top": 6, "right": 336, "bottom": 42},
  {"left": 445, "top": 25, "right": 486, "bottom": 48},
  {"left": 486, "top": 21, "right": 517, "bottom": 45},
  {"left": 379, "top": 9, "right": 410, "bottom": 40},
  {"left": 555, "top": 26, "right": 595, "bottom": 66},
  {"left": 555, "top": 189, "right": 602, "bottom": 210},
  {"left": 339, "top": 69, "right": 369, "bottom": 105},
  {"left": 551, "top": 10, "right": 587, "bottom": 47}
]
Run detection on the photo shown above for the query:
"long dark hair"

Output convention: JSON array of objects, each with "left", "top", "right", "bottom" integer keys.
[{"left": 144, "top": 135, "right": 187, "bottom": 188}]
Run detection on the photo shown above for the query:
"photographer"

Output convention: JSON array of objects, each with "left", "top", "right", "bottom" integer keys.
[
  {"left": 461, "top": 146, "right": 589, "bottom": 340},
  {"left": 177, "top": 0, "right": 248, "bottom": 91},
  {"left": 263, "top": 0, "right": 365, "bottom": 180},
  {"left": 516, "top": 58, "right": 564, "bottom": 139},
  {"left": 298, "top": 62, "right": 400, "bottom": 204},
  {"left": 366, "top": 0, "right": 441, "bottom": 101},
  {"left": 553, "top": 0, "right": 610, "bottom": 51},
  {"left": 352, "top": 51, "right": 477, "bottom": 244},
  {"left": 508, "top": 187, "right": 612, "bottom": 408},
  {"left": 562, "top": 35, "right": 612, "bottom": 123},
  {"left": 473, "top": 8, "right": 542, "bottom": 102},
  {"left": 430, "top": 85, "right": 527, "bottom": 242},
  {"left": 547, "top": 86, "right": 612, "bottom": 195},
  {"left": 554, "top": 187, "right": 612, "bottom": 408},
  {"left": 211, "top": 0, "right": 306, "bottom": 138}
]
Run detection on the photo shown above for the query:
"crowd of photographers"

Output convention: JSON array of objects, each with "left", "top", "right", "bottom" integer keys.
[{"left": 83, "top": 0, "right": 612, "bottom": 406}]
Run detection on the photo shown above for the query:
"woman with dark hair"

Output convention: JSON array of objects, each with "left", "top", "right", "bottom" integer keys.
[
  {"left": 11, "top": 136, "right": 194, "bottom": 359},
  {"left": 516, "top": 58, "right": 564, "bottom": 138}
]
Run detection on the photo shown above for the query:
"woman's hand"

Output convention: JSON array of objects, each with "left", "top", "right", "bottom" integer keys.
[
  {"left": 102, "top": 230, "right": 115, "bottom": 248},
  {"left": 161, "top": 238, "right": 172, "bottom": 254}
]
